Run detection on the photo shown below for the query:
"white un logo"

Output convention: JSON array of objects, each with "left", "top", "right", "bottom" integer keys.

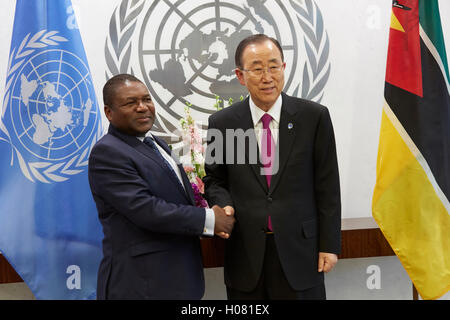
[
  {"left": 3, "top": 30, "right": 101, "bottom": 183},
  {"left": 106, "top": 0, "right": 331, "bottom": 143}
]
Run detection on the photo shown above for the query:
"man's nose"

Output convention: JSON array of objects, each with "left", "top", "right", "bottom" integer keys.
[
  {"left": 261, "top": 70, "right": 274, "bottom": 81},
  {"left": 136, "top": 100, "right": 147, "bottom": 111}
]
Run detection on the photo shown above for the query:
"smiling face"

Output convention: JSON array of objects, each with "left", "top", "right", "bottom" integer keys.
[
  {"left": 104, "top": 80, "right": 155, "bottom": 136},
  {"left": 235, "top": 40, "right": 286, "bottom": 112}
]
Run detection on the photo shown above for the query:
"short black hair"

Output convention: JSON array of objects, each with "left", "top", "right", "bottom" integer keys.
[
  {"left": 235, "top": 34, "right": 284, "bottom": 69},
  {"left": 103, "top": 73, "right": 143, "bottom": 107}
]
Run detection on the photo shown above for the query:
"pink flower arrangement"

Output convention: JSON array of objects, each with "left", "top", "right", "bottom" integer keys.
[
  {"left": 177, "top": 97, "right": 241, "bottom": 208},
  {"left": 180, "top": 105, "right": 208, "bottom": 208}
]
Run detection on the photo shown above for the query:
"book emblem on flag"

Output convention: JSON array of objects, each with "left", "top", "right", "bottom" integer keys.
[{"left": 1, "top": 30, "right": 101, "bottom": 183}]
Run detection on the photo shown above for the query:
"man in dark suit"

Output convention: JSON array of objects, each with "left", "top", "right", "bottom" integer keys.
[
  {"left": 204, "top": 34, "right": 341, "bottom": 299},
  {"left": 88, "top": 74, "right": 234, "bottom": 299}
]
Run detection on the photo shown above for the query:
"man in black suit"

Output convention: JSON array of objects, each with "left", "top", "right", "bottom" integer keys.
[
  {"left": 204, "top": 34, "right": 341, "bottom": 299},
  {"left": 88, "top": 74, "right": 234, "bottom": 299}
]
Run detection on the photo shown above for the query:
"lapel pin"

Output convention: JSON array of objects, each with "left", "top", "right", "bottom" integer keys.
[{"left": 288, "top": 123, "right": 294, "bottom": 130}]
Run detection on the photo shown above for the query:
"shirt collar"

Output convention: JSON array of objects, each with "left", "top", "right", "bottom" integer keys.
[
  {"left": 136, "top": 133, "right": 153, "bottom": 142},
  {"left": 249, "top": 94, "right": 282, "bottom": 126}
]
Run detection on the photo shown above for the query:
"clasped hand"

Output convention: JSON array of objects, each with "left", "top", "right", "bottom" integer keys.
[{"left": 212, "top": 205, "right": 235, "bottom": 239}]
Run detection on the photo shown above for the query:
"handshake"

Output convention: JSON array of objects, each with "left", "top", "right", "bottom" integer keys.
[{"left": 211, "top": 205, "right": 236, "bottom": 239}]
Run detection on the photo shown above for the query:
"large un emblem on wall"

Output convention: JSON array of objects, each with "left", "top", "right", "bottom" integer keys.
[{"left": 105, "top": 0, "right": 330, "bottom": 140}]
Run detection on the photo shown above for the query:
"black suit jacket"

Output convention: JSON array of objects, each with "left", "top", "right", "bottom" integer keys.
[
  {"left": 88, "top": 125, "right": 206, "bottom": 299},
  {"left": 204, "top": 92, "right": 341, "bottom": 292}
]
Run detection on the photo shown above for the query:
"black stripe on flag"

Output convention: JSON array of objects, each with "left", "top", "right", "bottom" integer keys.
[{"left": 385, "top": 38, "right": 450, "bottom": 202}]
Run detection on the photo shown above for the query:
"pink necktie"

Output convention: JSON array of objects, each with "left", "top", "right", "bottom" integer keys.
[{"left": 261, "top": 113, "right": 274, "bottom": 231}]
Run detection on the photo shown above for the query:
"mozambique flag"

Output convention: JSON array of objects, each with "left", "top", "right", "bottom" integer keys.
[{"left": 372, "top": 0, "right": 450, "bottom": 300}]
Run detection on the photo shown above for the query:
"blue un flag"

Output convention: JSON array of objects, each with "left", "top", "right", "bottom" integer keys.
[{"left": 0, "top": 0, "right": 103, "bottom": 299}]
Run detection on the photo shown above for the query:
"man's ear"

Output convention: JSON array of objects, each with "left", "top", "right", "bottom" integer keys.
[
  {"left": 235, "top": 68, "right": 246, "bottom": 86},
  {"left": 104, "top": 105, "right": 113, "bottom": 121}
]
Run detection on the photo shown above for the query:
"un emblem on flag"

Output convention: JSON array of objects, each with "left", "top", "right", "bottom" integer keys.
[{"left": 1, "top": 30, "right": 101, "bottom": 183}]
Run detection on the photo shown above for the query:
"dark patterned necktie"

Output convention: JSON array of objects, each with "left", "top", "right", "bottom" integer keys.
[{"left": 143, "top": 136, "right": 185, "bottom": 191}]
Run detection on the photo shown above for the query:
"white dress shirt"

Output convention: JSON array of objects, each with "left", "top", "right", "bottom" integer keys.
[{"left": 249, "top": 94, "right": 282, "bottom": 150}]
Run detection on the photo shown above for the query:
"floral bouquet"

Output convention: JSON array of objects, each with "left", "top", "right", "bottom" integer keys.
[
  {"left": 178, "top": 96, "right": 242, "bottom": 208},
  {"left": 179, "top": 104, "right": 208, "bottom": 208}
]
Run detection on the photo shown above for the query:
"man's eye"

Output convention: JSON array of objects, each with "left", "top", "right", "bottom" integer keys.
[{"left": 122, "top": 101, "right": 135, "bottom": 107}]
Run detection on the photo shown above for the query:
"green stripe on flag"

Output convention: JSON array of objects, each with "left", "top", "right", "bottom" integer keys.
[{"left": 419, "top": 0, "right": 450, "bottom": 84}]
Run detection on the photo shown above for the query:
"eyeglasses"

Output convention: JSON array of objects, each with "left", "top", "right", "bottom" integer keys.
[{"left": 239, "top": 65, "right": 284, "bottom": 77}]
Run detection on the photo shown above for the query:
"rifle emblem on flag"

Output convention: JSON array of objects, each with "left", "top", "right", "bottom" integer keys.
[{"left": 393, "top": 1, "right": 412, "bottom": 11}]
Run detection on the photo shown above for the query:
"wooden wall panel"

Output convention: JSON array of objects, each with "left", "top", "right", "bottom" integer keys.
[
  {"left": 0, "top": 254, "right": 22, "bottom": 283},
  {"left": 339, "top": 228, "right": 394, "bottom": 259},
  {"left": 200, "top": 228, "right": 395, "bottom": 268},
  {"left": 1, "top": 226, "right": 394, "bottom": 283}
]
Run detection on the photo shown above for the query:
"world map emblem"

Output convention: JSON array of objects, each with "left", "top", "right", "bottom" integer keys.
[
  {"left": 105, "top": 0, "right": 331, "bottom": 143},
  {"left": 0, "top": 30, "right": 101, "bottom": 183}
]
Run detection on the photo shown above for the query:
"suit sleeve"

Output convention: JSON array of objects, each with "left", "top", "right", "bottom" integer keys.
[
  {"left": 314, "top": 107, "right": 341, "bottom": 254},
  {"left": 203, "top": 115, "right": 234, "bottom": 208},
  {"left": 88, "top": 142, "right": 206, "bottom": 236}
]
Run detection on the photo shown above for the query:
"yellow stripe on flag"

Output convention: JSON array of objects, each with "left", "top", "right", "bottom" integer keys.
[{"left": 373, "top": 104, "right": 450, "bottom": 300}]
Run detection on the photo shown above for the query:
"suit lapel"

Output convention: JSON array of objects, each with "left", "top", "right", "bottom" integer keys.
[
  {"left": 268, "top": 94, "right": 297, "bottom": 194},
  {"left": 109, "top": 125, "right": 192, "bottom": 204},
  {"left": 153, "top": 136, "right": 196, "bottom": 205},
  {"left": 109, "top": 125, "right": 165, "bottom": 172}
]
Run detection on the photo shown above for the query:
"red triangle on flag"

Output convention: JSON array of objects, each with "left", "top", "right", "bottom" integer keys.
[{"left": 385, "top": 1, "right": 423, "bottom": 97}]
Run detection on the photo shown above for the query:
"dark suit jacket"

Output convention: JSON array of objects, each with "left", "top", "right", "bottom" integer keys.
[
  {"left": 204, "top": 92, "right": 341, "bottom": 292},
  {"left": 88, "top": 124, "right": 206, "bottom": 299}
]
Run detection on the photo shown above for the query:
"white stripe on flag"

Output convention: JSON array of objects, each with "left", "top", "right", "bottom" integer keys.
[{"left": 419, "top": 24, "right": 450, "bottom": 95}]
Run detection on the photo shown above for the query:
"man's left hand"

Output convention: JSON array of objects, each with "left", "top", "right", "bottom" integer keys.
[{"left": 318, "top": 252, "right": 338, "bottom": 273}]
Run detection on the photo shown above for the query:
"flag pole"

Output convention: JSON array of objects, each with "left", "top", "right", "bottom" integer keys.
[{"left": 413, "top": 283, "right": 419, "bottom": 300}]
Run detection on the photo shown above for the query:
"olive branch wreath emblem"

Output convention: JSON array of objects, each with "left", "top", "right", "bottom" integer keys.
[
  {"left": 0, "top": 30, "right": 101, "bottom": 184},
  {"left": 105, "top": 0, "right": 331, "bottom": 129},
  {"left": 289, "top": 0, "right": 331, "bottom": 103}
]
